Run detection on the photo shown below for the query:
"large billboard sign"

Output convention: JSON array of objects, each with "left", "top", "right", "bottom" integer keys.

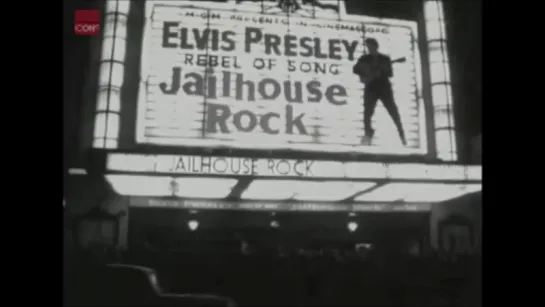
[{"left": 136, "top": 1, "right": 426, "bottom": 155}]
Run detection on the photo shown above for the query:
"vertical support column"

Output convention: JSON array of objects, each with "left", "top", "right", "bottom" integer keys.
[
  {"left": 423, "top": 0, "right": 457, "bottom": 161},
  {"left": 338, "top": 0, "right": 347, "bottom": 18},
  {"left": 93, "top": 0, "right": 131, "bottom": 149}
]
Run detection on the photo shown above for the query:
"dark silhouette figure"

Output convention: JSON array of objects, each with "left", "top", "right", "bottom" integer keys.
[{"left": 353, "top": 38, "right": 407, "bottom": 146}]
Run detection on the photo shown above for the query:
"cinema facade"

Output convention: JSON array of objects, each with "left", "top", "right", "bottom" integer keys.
[{"left": 66, "top": 0, "right": 481, "bottom": 254}]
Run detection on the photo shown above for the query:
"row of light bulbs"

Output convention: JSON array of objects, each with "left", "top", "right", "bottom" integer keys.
[
  {"left": 186, "top": 220, "right": 358, "bottom": 232},
  {"left": 186, "top": 212, "right": 359, "bottom": 232}
]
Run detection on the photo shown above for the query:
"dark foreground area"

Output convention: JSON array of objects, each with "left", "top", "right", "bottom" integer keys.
[{"left": 65, "top": 250, "right": 481, "bottom": 307}]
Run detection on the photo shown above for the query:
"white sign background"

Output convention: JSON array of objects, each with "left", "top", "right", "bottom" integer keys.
[{"left": 137, "top": 2, "right": 426, "bottom": 155}]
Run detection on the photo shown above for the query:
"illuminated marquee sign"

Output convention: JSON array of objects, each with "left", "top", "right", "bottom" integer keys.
[
  {"left": 136, "top": 1, "right": 426, "bottom": 155},
  {"left": 107, "top": 153, "right": 482, "bottom": 182},
  {"left": 145, "top": 154, "right": 313, "bottom": 177},
  {"left": 109, "top": 154, "right": 318, "bottom": 177}
]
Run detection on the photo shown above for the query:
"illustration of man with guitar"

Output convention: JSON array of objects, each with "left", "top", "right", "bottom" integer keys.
[{"left": 353, "top": 38, "right": 407, "bottom": 146}]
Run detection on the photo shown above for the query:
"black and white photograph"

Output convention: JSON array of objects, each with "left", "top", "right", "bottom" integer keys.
[{"left": 64, "top": 0, "right": 482, "bottom": 306}]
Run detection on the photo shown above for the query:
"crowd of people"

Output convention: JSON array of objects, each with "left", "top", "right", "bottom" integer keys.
[
  {"left": 142, "top": 255, "right": 477, "bottom": 306},
  {"left": 64, "top": 213, "right": 481, "bottom": 307},
  {"left": 65, "top": 237, "right": 480, "bottom": 306}
]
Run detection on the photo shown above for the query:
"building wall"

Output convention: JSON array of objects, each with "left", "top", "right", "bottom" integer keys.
[
  {"left": 65, "top": 174, "right": 130, "bottom": 250},
  {"left": 64, "top": 0, "right": 104, "bottom": 170},
  {"left": 472, "top": 134, "right": 482, "bottom": 164},
  {"left": 443, "top": 0, "right": 482, "bottom": 162},
  {"left": 430, "top": 192, "right": 481, "bottom": 254}
]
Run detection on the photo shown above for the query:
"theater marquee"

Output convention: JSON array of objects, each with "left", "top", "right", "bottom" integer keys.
[
  {"left": 105, "top": 153, "right": 482, "bottom": 204},
  {"left": 136, "top": 1, "right": 426, "bottom": 155},
  {"left": 106, "top": 153, "right": 481, "bottom": 182}
]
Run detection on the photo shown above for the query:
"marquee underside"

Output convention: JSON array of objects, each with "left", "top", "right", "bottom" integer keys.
[
  {"left": 103, "top": 152, "right": 481, "bottom": 212},
  {"left": 105, "top": 175, "right": 481, "bottom": 213}
]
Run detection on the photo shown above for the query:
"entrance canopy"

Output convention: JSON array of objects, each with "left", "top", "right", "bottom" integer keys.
[{"left": 104, "top": 153, "right": 481, "bottom": 213}]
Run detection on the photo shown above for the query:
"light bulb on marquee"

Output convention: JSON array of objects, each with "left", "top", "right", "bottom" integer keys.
[
  {"left": 188, "top": 220, "right": 199, "bottom": 231},
  {"left": 348, "top": 221, "right": 358, "bottom": 232}
]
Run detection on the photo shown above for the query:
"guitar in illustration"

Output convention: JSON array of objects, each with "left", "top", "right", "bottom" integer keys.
[{"left": 354, "top": 57, "right": 406, "bottom": 85}]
